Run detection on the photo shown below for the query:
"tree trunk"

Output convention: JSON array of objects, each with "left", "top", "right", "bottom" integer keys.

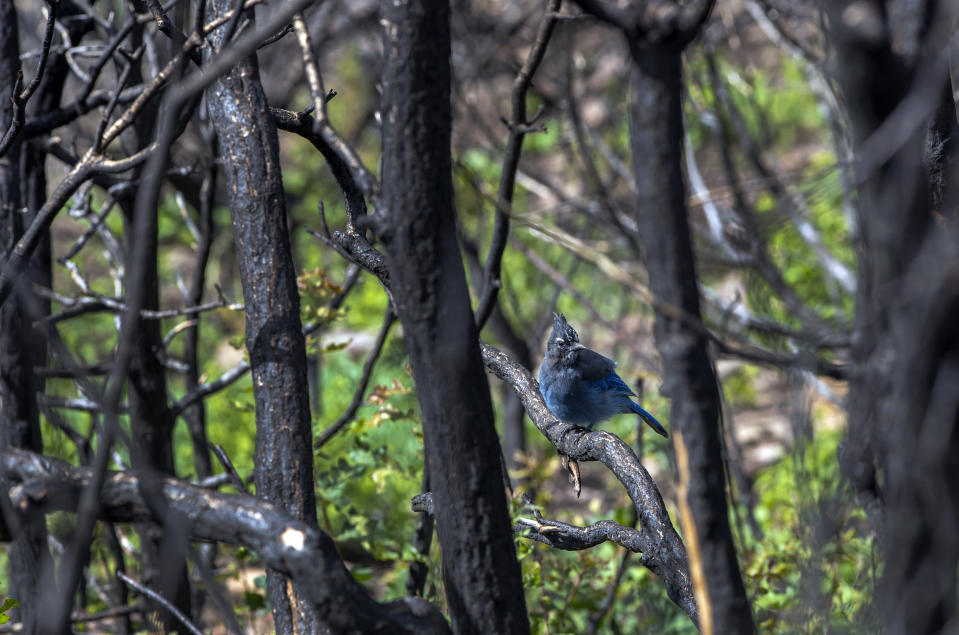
[
  {"left": 0, "top": 3, "right": 53, "bottom": 631},
  {"left": 378, "top": 2, "right": 530, "bottom": 633},
  {"left": 824, "top": 1, "right": 959, "bottom": 631},
  {"left": 626, "top": 43, "right": 754, "bottom": 634},
  {"left": 203, "top": 1, "right": 321, "bottom": 632}
]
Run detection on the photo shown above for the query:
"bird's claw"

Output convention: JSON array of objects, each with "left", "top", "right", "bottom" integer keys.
[{"left": 559, "top": 453, "right": 582, "bottom": 498}]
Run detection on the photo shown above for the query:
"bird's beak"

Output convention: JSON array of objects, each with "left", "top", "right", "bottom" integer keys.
[{"left": 569, "top": 343, "right": 584, "bottom": 351}]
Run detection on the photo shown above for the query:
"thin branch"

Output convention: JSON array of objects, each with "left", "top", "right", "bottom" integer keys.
[
  {"left": 0, "top": 1, "right": 58, "bottom": 158},
  {"left": 314, "top": 307, "right": 396, "bottom": 450},
  {"left": 116, "top": 572, "right": 204, "bottom": 635},
  {"left": 515, "top": 515, "right": 644, "bottom": 552},
  {"left": 143, "top": 0, "right": 173, "bottom": 34},
  {"left": 170, "top": 360, "right": 250, "bottom": 418},
  {"left": 210, "top": 444, "right": 249, "bottom": 494},
  {"left": 0, "top": 604, "right": 147, "bottom": 634},
  {"left": 474, "top": 0, "right": 561, "bottom": 329}
]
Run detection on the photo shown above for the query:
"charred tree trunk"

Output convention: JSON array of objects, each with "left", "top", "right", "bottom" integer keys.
[
  {"left": 113, "top": 11, "right": 193, "bottom": 628},
  {"left": 824, "top": 1, "right": 959, "bottom": 631},
  {"left": 378, "top": 2, "right": 530, "bottom": 633},
  {"left": 203, "top": 2, "right": 320, "bottom": 632},
  {"left": 626, "top": 36, "right": 753, "bottom": 635},
  {"left": 0, "top": 2, "right": 52, "bottom": 631}
]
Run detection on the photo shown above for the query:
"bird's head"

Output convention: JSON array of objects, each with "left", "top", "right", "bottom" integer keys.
[{"left": 547, "top": 313, "right": 584, "bottom": 361}]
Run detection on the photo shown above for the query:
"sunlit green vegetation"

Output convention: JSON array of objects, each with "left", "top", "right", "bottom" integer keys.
[{"left": 3, "top": 22, "right": 874, "bottom": 634}]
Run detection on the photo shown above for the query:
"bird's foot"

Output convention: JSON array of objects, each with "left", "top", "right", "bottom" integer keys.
[{"left": 559, "top": 452, "right": 582, "bottom": 498}]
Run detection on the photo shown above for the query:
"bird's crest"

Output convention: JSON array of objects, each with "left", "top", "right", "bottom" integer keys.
[{"left": 551, "top": 313, "right": 580, "bottom": 346}]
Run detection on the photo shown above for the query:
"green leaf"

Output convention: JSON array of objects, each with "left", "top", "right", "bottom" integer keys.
[
  {"left": 243, "top": 592, "right": 266, "bottom": 611},
  {"left": 0, "top": 598, "right": 19, "bottom": 624}
]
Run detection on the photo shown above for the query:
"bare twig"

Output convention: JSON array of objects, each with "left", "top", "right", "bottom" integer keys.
[
  {"left": 314, "top": 307, "right": 396, "bottom": 450},
  {"left": 143, "top": 0, "right": 173, "bottom": 34},
  {"left": 210, "top": 444, "right": 249, "bottom": 494},
  {"left": 116, "top": 572, "right": 204, "bottom": 635},
  {"left": 0, "top": 1, "right": 58, "bottom": 158},
  {"left": 474, "top": 0, "right": 561, "bottom": 329}
]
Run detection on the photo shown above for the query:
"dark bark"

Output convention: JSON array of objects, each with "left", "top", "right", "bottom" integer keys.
[
  {"left": 115, "top": 11, "right": 192, "bottom": 628},
  {"left": 377, "top": 2, "right": 530, "bottom": 633},
  {"left": 824, "top": 1, "right": 959, "bottom": 631},
  {"left": 203, "top": 2, "right": 320, "bottom": 632},
  {"left": 565, "top": 5, "right": 752, "bottom": 629},
  {"left": 0, "top": 2, "right": 52, "bottom": 631},
  {"left": 1, "top": 448, "right": 451, "bottom": 635},
  {"left": 461, "top": 234, "right": 530, "bottom": 472},
  {"left": 626, "top": 36, "right": 754, "bottom": 635}
]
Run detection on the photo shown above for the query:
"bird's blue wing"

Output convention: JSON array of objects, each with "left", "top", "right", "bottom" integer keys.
[
  {"left": 575, "top": 348, "right": 620, "bottom": 382},
  {"left": 590, "top": 371, "right": 636, "bottom": 397}
]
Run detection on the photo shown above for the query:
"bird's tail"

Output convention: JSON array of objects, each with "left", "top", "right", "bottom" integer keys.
[{"left": 629, "top": 401, "right": 668, "bottom": 437}]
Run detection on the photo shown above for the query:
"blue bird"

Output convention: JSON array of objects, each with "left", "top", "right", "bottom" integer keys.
[{"left": 539, "top": 313, "right": 667, "bottom": 437}]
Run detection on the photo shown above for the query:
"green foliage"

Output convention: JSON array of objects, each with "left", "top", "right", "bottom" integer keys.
[
  {"left": 741, "top": 428, "right": 878, "bottom": 633},
  {"left": 723, "top": 365, "right": 761, "bottom": 408},
  {"left": 0, "top": 598, "right": 19, "bottom": 625},
  {"left": 15, "top": 11, "right": 877, "bottom": 633},
  {"left": 515, "top": 499, "right": 691, "bottom": 634}
]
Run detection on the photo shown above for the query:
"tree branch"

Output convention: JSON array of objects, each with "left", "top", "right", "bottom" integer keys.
[
  {"left": 479, "top": 342, "right": 699, "bottom": 625},
  {"left": 474, "top": 0, "right": 561, "bottom": 329},
  {"left": 1, "top": 448, "right": 450, "bottom": 634}
]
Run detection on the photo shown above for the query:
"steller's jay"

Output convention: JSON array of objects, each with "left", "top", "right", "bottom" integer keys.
[{"left": 539, "top": 313, "right": 668, "bottom": 437}]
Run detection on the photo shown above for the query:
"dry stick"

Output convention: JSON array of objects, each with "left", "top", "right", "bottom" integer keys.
[
  {"left": 287, "top": 7, "right": 377, "bottom": 208},
  {"left": 210, "top": 443, "right": 249, "bottom": 494},
  {"left": 314, "top": 307, "right": 396, "bottom": 449},
  {"left": 187, "top": 546, "right": 244, "bottom": 635},
  {"left": 116, "top": 571, "right": 208, "bottom": 635},
  {"left": 0, "top": 604, "right": 146, "bottom": 634},
  {"left": 39, "top": 292, "right": 243, "bottom": 324},
  {"left": 143, "top": 0, "right": 173, "bottom": 34},
  {"left": 0, "top": 0, "right": 57, "bottom": 158},
  {"left": 293, "top": 12, "right": 327, "bottom": 129},
  {"left": 21, "top": 84, "right": 144, "bottom": 139},
  {"left": 673, "top": 430, "right": 711, "bottom": 634},
  {"left": 474, "top": 0, "right": 561, "bottom": 329},
  {"left": 92, "top": 46, "right": 143, "bottom": 153},
  {"left": 0, "top": 0, "right": 270, "bottom": 309},
  {"left": 170, "top": 267, "right": 360, "bottom": 419}
]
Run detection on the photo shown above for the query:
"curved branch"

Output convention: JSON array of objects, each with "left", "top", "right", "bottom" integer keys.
[
  {"left": 1, "top": 448, "right": 450, "bottom": 635},
  {"left": 479, "top": 343, "right": 698, "bottom": 625},
  {"left": 516, "top": 516, "right": 645, "bottom": 552}
]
